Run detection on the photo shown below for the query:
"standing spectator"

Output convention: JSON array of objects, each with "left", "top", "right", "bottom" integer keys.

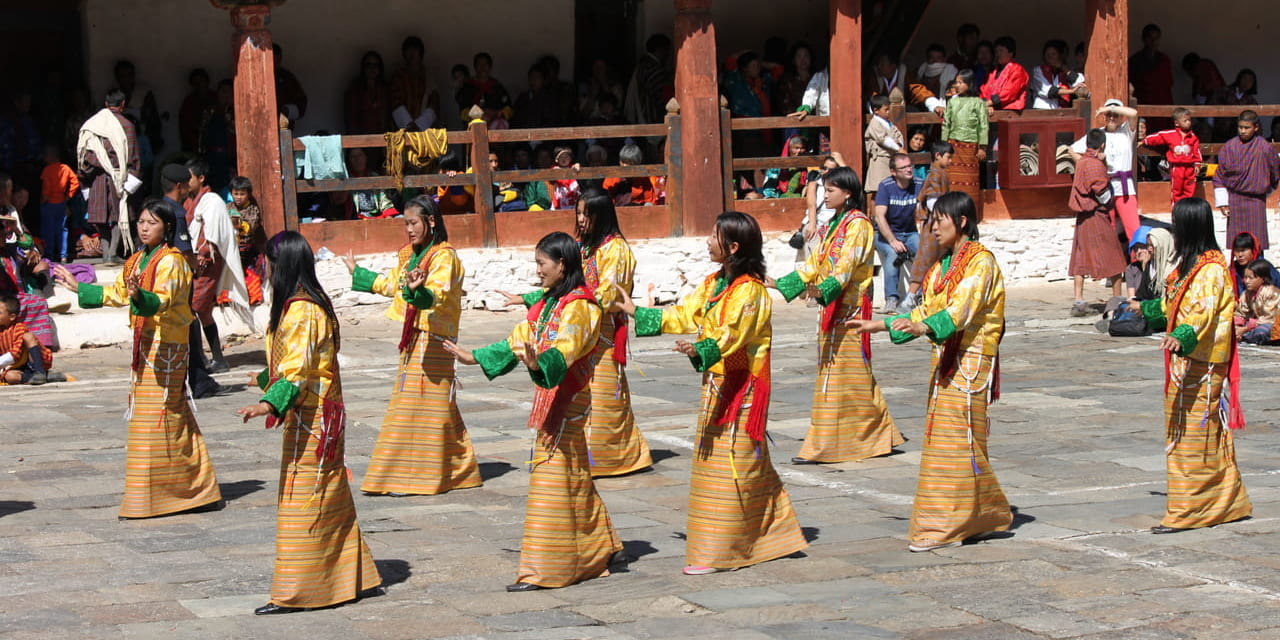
[
  {"left": 273, "top": 44, "right": 308, "bottom": 127},
  {"left": 39, "top": 144, "right": 78, "bottom": 263},
  {"left": 971, "top": 41, "right": 995, "bottom": 88},
  {"left": 1068, "top": 128, "right": 1127, "bottom": 317},
  {"left": 390, "top": 37, "right": 440, "bottom": 132},
  {"left": 1030, "top": 40, "right": 1086, "bottom": 109},
  {"left": 512, "top": 64, "right": 560, "bottom": 129},
  {"left": 775, "top": 43, "right": 816, "bottom": 116},
  {"left": 185, "top": 158, "right": 252, "bottom": 373},
  {"left": 1141, "top": 107, "right": 1202, "bottom": 205},
  {"left": 458, "top": 52, "right": 512, "bottom": 126},
  {"left": 76, "top": 89, "right": 141, "bottom": 263},
  {"left": 1071, "top": 100, "right": 1140, "bottom": 239},
  {"left": 723, "top": 51, "right": 775, "bottom": 161},
  {"left": 0, "top": 90, "right": 43, "bottom": 225},
  {"left": 866, "top": 51, "right": 944, "bottom": 116},
  {"left": 197, "top": 80, "right": 236, "bottom": 194},
  {"left": 980, "top": 37, "right": 1029, "bottom": 112},
  {"left": 916, "top": 44, "right": 958, "bottom": 99},
  {"left": 948, "top": 23, "right": 981, "bottom": 71},
  {"left": 1182, "top": 53, "right": 1226, "bottom": 105},
  {"left": 345, "top": 51, "right": 391, "bottom": 136},
  {"left": 1128, "top": 24, "right": 1173, "bottom": 128},
  {"left": 578, "top": 58, "right": 624, "bottom": 120},
  {"left": 112, "top": 60, "right": 163, "bottom": 155},
  {"left": 625, "top": 34, "right": 673, "bottom": 125},
  {"left": 872, "top": 153, "right": 923, "bottom": 314},
  {"left": 1214, "top": 110, "right": 1280, "bottom": 251},
  {"left": 1212, "top": 70, "right": 1259, "bottom": 141},
  {"left": 537, "top": 56, "right": 577, "bottom": 125},
  {"left": 799, "top": 153, "right": 845, "bottom": 257},
  {"left": 904, "top": 140, "right": 954, "bottom": 311},
  {"left": 863, "top": 95, "right": 903, "bottom": 201},
  {"left": 941, "top": 69, "right": 989, "bottom": 220},
  {"left": 178, "top": 69, "right": 216, "bottom": 153}
]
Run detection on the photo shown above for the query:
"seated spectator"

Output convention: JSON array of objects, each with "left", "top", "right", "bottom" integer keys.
[
  {"left": 390, "top": 36, "right": 440, "bottom": 132},
  {"left": 971, "top": 40, "right": 995, "bottom": 88},
  {"left": 775, "top": 42, "right": 816, "bottom": 116},
  {"left": 513, "top": 63, "right": 560, "bottom": 129},
  {"left": 346, "top": 51, "right": 391, "bottom": 135},
  {"left": 948, "top": 23, "right": 981, "bottom": 71},
  {"left": 1030, "top": 40, "right": 1086, "bottom": 109},
  {"left": 916, "top": 43, "right": 958, "bottom": 98},
  {"left": 981, "top": 36, "right": 1029, "bottom": 112},
  {"left": 866, "top": 51, "right": 944, "bottom": 116},
  {"left": 585, "top": 93, "right": 625, "bottom": 158},
  {"left": 489, "top": 151, "right": 526, "bottom": 212},
  {"left": 1235, "top": 259, "right": 1280, "bottom": 344},
  {"left": 1181, "top": 52, "right": 1225, "bottom": 105},
  {"left": 906, "top": 128, "right": 930, "bottom": 181},
  {"left": 537, "top": 55, "right": 578, "bottom": 125},
  {"left": 723, "top": 51, "right": 776, "bottom": 159},
  {"left": 603, "top": 143, "right": 658, "bottom": 207},
  {"left": 1213, "top": 69, "right": 1259, "bottom": 141},
  {"left": 1123, "top": 227, "right": 1160, "bottom": 302},
  {"left": 549, "top": 145, "right": 580, "bottom": 210},
  {"left": 179, "top": 68, "right": 216, "bottom": 152},
  {"left": 584, "top": 144, "right": 609, "bottom": 167},
  {"left": 0, "top": 294, "right": 56, "bottom": 385},
  {"left": 579, "top": 58, "right": 625, "bottom": 121},
  {"left": 340, "top": 149, "right": 398, "bottom": 219},
  {"left": 1230, "top": 232, "right": 1280, "bottom": 295},
  {"left": 760, "top": 135, "right": 814, "bottom": 199},
  {"left": 458, "top": 52, "right": 512, "bottom": 127},
  {"left": 450, "top": 63, "right": 471, "bottom": 115},
  {"left": 435, "top": 146, "right": 474, "bottom": 214}
]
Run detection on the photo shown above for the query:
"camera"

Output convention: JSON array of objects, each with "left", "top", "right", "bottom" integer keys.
[{"left": 893, "top": 251, "right": 914, "bottom": 267}]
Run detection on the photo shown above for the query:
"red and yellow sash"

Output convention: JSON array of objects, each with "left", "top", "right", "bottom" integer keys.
[
  {"left": 126, "top": 245, "right": 183, "bottom": 372},
  {"left": 704, "top": 272, "right": 772, "bottom": 442},
  {"left": 932, "top": 241, "right": 1004, "bottom": 400},
  {"left": 395, "top": 242, "right": 446, "bottom": 352},
  {"left": 526, "top": 286, "right": 598, "bottom": 435},
  {"left": 266, "top": 293, "right": 347, "bottom": 463},
  {"left": 1164, "top": 250, "right": 1244, "bottom": 430},
  {"left": 818, "top": 210, "right": 873, "bottom": 361},
  {"left": 583, "top": 235, "right": 629, "bottom": 365}
]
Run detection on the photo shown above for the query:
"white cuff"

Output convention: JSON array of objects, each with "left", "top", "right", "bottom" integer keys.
[
  {"left": 924, "top": 96, "right": 943, "bottom": 112},
  {"left": 392, "top": 105, "right": 412, "bottom": 129},
  {"left": 0, "top": 353, "right": 14, "bottom": 368},
  {"left": 1214, "top": 187, "right": 1229, "bottom": 208},
  {"left": 123, "top": 174, "right": 143, "bottom": 194},
  {"left": 1096, "top": 189, "right": 1113, "bottom": 205},
  {"left": 80, "top": 188, "right": 91, "bottom": 201},
  {"left": 882, "top": 138, "right": 901, "bottom": 151}
]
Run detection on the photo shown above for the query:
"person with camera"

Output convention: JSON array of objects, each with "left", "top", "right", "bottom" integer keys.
[{"left": 872, "top": 152, "right": 923, "bottom": 314}]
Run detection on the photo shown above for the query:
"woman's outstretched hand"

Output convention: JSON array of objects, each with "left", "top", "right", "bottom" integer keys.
[
  {"left": 237, "top": 401, "right": 273, "bottom": 423},
  {"left": 673, "top": 339, "right": 697, "bottom": 356},
  {"left": 51, "top": 264, "right": 79, "bottom": 292},
  {"left": 495, "top": 290, "right": 526, "bottom": 307},
  {"left": 845, "top": 318, "right": 885, "bottom": 334},
  {"left": 442, "top": 340, "right": 477, "bottom": 365},
  {"left": 610, "top": 283, "right": 638, "bottom": 316}
]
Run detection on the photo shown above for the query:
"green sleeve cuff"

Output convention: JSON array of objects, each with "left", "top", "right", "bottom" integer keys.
[
  {"left": 528, "top": 347, "right": 567, "bottom": 389},
  {"left": 816, "top": 276, "right": 843, "bottom": 306},
  {"left": 261, "top": 378, "right": 300, "bottom": 416},
  {"left": 775, "top": 271, "right": 806, "bottom": 302},
  {"left": 78, "top": 283, "right": 104, "bottom": 309},
  {"left": 922, "top": 309, "right": 958, "bottom": 344},
  {"left": 1140, "top": 298, "right": 1167, "bottom": 331},
  {"left": 255, "top": 368, "right": 269, "bottom": 390},
  {"left": 690, "top": 337, "right": 721, "bottom": 372},
  {"left": 351, "top": 266, "right": 379, "bottom": 293},
  {"left": 403, "top": 285, "right": 435, "bottom": 309},
  {"left": 129, "top": 288, "right": 161, "bottom": 317},
  {"left": 1170, "top": 324, "right": 1198, "bottom": 356},
  {"left": 635, "top": 306, "right": 663, "bottom": 337},
  {"left": 798, "top": 104, "right": 813, "bottom": 114},
  {"left": 520, "top": 290, "right": 545, "bottom": 308},
  {"left": 474, "top": 340, "right": 518, "bottom": 380},
  {"left": 885, "top": 314, "right": 918, "bottom": 344}
]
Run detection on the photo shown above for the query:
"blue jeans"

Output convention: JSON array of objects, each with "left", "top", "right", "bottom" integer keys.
[
  {"left": 1242, "top": 324, "right": 1273, "bottom": 344},
  {"left": 40, "top": 202, "right": 68, "bottom": 261},
  {"left": 874, "top": 231, "right": 920, "bottom": 301}
]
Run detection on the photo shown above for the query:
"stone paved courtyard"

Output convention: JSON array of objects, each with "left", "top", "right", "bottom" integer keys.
[{"left": 4, "top": 281, "right": 1280, "bottom": 639}]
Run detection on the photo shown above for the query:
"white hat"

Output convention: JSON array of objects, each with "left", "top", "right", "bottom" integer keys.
[{"left": 1103, "top": 98, "right": 1124, "bottom": 108}]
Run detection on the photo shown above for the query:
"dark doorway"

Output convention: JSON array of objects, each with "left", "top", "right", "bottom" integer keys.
[{"left": 574, "top": 0, "right": 640, "bottom": 86}]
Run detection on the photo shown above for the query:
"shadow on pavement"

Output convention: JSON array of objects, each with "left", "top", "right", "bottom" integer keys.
[
  {"left": 480, "top": 461, "right": 518, "bottom": 481},
  {"left": 375, "top": 559, "right": 412, "bottom": 587},
  {"left": 220, "top": 479, "right": 267, "bottom": 503},
  {"left": 0, "top": 500, "right": 35, "bottom": 518}
]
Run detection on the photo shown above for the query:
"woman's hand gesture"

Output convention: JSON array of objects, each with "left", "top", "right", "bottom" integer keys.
[
  {"left": 51, "top": 264, "right": 79, "bottom": 292},
  {"left": 610, "top": 283, "right": 638, "bottom": 316},
  {"left": 442, "top": 340, "right": 478, "bottom": 365},
  {"left": 495, "top": 290, "right": 526, "bottom": 307},
  {"left": 237, "top": 401, "right": 273, "bottom": 423}
]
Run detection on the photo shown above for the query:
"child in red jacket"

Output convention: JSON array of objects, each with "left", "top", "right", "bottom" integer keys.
[{"left": 1141, "top": 107, "right": 1202, "bottom": 204}]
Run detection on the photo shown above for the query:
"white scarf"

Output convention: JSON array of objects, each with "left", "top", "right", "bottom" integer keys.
[
  {"left": 190, "top": 191, "right": 255, "bottom": 330},
  {"left": 76, "top": 108, "right": 136, "bottom": 252}
]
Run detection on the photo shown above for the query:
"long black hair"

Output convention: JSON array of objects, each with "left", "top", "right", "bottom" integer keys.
[
  {"left": 1171, "top": 197, "right": 1220, "bottom": 279},
  {"left": 265, "top": 231, "right": 338, "bottom": 345},
  {"left": 577, "top": 187, "right": 622, "bottom": 255},
  {"left": 403, "top": 195, "right": 448, "bottom": 244},
  {"left": 822, "top": 166, "right": 865, "bottom": 212},
  {"left": 714, "top": 211, "right": 766, "bottom": 282},
  {"left": 954, "top": 68, "right": 979, "bottom": 97},
  {"left": 138, "top": 198, "right": 178, "bottom": 246},
  {"left": 536, "top": 231, "right": 586, "bottom": 301},
  {"left": 930, "top": 191, "right": 980, "bottom": 241}
]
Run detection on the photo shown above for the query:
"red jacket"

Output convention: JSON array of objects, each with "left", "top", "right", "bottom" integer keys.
[
  {"left": 981, "top": 61, "right": 1029, "bottom": 110},
  {"left": 1143, "top": 129, "right": 1202, "bottom": 165}
]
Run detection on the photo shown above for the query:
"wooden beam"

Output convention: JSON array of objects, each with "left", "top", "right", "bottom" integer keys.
[
  {"left": 468, "top": 119, "right": 497, "bottom": 248},
  {"left": 229, "top": 4, "right": 286, "bottom": 240},
  {"left": 829, "top": 0, "right": 863, "bottom": 179},
  {"left": 674, "top": 0, "right": 722, "bottom": 236},
  {"left": 1085, "top": 0, "right": 1128, "bottom": 109}
]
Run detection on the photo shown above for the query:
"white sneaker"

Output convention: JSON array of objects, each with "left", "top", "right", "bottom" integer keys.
[
  {"left": 900, "top": 292, "right": 921, "bottom": 312},
  {"left": 881, "top": 296, "right": 900, "bottom": 315},
  {"left": 907, "top": 540, "right": 962, "bottom": 553}
]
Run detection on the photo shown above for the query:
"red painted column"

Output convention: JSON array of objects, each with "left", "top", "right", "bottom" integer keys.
[
  {"left": 674, "top": 0, "right": 721, "bottom": 237},
  {"left": 1085, "top": 0, "right": 1128, "bottom": 108},
  {"left": 829, "top": 0, "right": 863, "bottom": 179},
  {"left": 229, "top": 4, "right": 286, "bottom": 239}
]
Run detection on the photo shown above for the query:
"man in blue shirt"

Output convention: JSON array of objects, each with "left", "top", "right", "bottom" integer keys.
[{"left": 872, "top": 153, "right": 923, "bottom": 314}]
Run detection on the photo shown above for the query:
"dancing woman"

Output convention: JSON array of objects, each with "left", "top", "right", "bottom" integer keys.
[
  {"left": 237, "top": 231, "right": 381, "bottom": 614},
  {"left": 773, "top": 167, "right": 903, "bottom": 464},
  {"left": 348, "top": 196, "right": 482, "bottom": 496},
  {"left": 1132, "top": 197, "right": 1251, "bottom": 533},
  {"left": 446, "top": 232, "right": 623, "bottom": 591},
  {"left": 615, "top": 211, "right": 807, "bottom": 575},
  {"left": 53, "top": 199, "right": 222, "bottom": 520},
  {"left": 848, "top": 192, "right": 1012, "bottom": 552}
]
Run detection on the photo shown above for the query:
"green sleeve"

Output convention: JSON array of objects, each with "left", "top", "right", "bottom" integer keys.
[
  {"left": 528, "top": 347, "right": 567, "bottom": 389},
  {"left": 474, "top": 340, "right": 518, "bottom": 380},
  {"left": 634, "top": 306, "right": 663, "bottom": 337},
  {"left": 78, "top": 283, "right": 104, "bottom": 309},
  {"left": 689, "top": 337, "right": 721, "bottom": 372},
  {"left": 403, "top": 285, "right": 435, "bottom": 309},
  {"left": 797, "top": 104, "right": 813, "bottom": 114},
  {"left": 1140, "top": 298, "right": 1167, "bottom": 331},
  {"left": 255, "top": 368, "right": 269, "bottom": 391},
  {"left": 520, "top": 290, "right": 545, "bottom": 308},
  {"left": 885, "top": 313, "right": 918, "bottom": 344},
  {"left": 260, "top": 379, "right": 300, "bottom": 416},
  {"left": 775, "top": 271, "right": 806, "bottom": 302},
  {"left": 815, "top": 276, "right": 843, "bottom": 307},
  {"left": 129, "top": 288, "right": 161, "bottom": 317},
  {"left": 921, "top": 309, "right": 958, "bottom": 344},
  {"left": 351, "top": 265, "right": 379, "bottom": 293},
  {"left": 1169, "top": 324, "right": 1198, "bottom": 356}
]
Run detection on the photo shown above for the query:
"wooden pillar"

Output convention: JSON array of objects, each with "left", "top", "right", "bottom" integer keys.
[
  {"left": 468, "top": 120, "right": 497, "bottom": 248},
  {"left": 1085, "top": 0, "right": 1128, "bottom": 109},
  {"left": 674, "top": 0, "right": 721, "bottom": 236},
  {"left": 829, "top": 0, "right": 863, "bottom": 178},
  {"left": 229, "top": 4, "right": 286, "bottom": 239}
]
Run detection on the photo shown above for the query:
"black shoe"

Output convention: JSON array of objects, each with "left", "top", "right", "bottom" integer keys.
[
  {"left": 45, "top": 371, "right": 68, "bottom": 383},
  {"left": 187, "top": 499, "right": 226, "bottom": 514},
  {"left": 506, "top": 582, "right": 544, "bottom": 592},
  {"left": 254, "top": 603, "right": 305, "bottom": 615},
  {"left": 1151, "top": 525, "right": 1188, "bottom": 534},
  {"left": 208, "top": 360, "right": 230, "bottom": 374},
  {"left": 357, "top": 586, "right": 386, "bottom": 600},
  {"left": 192, "top": 383, "right": 225, "bottom": 399},
  {"left": 28, "top": 372, "right": 47, "bottom": 386},
  {"left": 609, "top": 549, "right": 632, "bottom": 566},
  {"left": 790, "top": 457, "right": 820, "bottom": 465}
]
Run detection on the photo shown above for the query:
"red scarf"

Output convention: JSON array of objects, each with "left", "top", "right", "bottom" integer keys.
[
  {"left": 582, "top": 235, "right": 629, "bottom": 365},
  {"left": 703, "top": 273, "right": 771, "bottom": 442},
  {"left": 526, "top": 286, "right": 598, "bottom": 436},
  {"left": 933, "top": 241, "right": 1003, "bottom": 401},
  {"left": 1039, "top": 65, "right": 1073, "bottom": 107},
  {"left": 1164, "top": 250, "right": 1245, "bottom": 430},
  {"left": 124, "top": 245, "right": 183, "bottom": 372},
  {"left": 818, "top": 210, "right": 874, "bottom": 363},
  {"left": 265, "top": 294, "right": 347, "bottom": 462}
]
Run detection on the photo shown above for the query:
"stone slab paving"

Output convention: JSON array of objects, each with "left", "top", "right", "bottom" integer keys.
[{"left": 3, "top": 281, "right": 1280, "bottom": 639}]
